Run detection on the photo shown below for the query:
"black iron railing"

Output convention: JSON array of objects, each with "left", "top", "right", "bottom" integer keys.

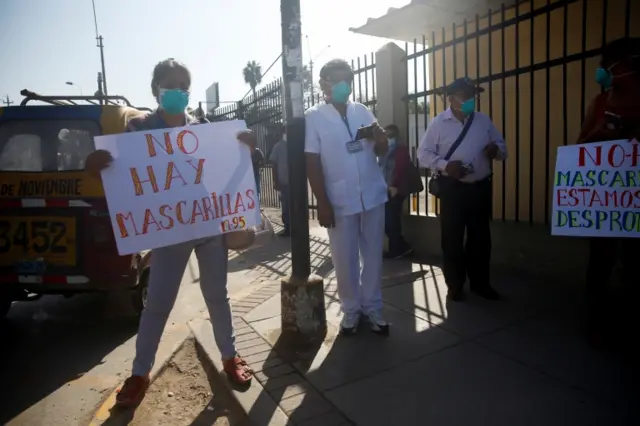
[
  {"left": 404, "top": 0, "right": 635, "bottom": 224},
  {"left": 211, "top": 54, "right": 377, "bottom": 219}
]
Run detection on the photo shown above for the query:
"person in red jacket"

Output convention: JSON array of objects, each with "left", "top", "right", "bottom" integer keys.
[
  {"left": 576, "top": 37, "right": 639, "bottom": 348},
  {"left": 380, "top": 124, "right": 414, "bottom": 259}
]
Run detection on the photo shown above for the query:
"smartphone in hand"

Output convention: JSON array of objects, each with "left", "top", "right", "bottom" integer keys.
[{"left": 355, "top": 125, "right": 374, "bottom": 141}]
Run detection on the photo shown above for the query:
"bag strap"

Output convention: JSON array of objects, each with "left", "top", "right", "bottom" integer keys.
[{"left": 442, "top": 112, "right": 475, "bottom": 161}]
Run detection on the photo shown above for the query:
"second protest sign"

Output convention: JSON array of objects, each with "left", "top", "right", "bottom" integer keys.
[{"left": 552, "top": 139, "right": 640, "bottom": 238}]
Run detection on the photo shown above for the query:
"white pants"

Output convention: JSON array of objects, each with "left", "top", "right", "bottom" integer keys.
[{"left": 328, "top": 203, "right": 385, "bottom": 315}]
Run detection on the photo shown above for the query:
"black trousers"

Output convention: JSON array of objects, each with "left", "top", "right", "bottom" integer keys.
[
  {"left": 585, "top": 237, "right": 639, "bottom": 327},
  {"left": 439, "top": 177, "right": 492, "bottom": 290},
  {"left": 385, "top": 195, "right": 410, "bottom": 254}
]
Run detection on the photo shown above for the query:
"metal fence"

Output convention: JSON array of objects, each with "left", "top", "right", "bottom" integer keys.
[
  {"left": 404, "top": 0, "right": 639, "bottom": 224},
  {"left": 209, "top": 80, "right": 286, "bottom": 213},
  {"left": 210, "top": 54, "right": 377, "bottom": 219}
]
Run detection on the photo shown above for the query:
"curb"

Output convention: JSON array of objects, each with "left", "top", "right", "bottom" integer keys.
[
  {"left": 189, "top": 317, "right": 291, "bottom": 426},
  {"left": 87, "top": 332, "right": 190, "bottom": 426}
]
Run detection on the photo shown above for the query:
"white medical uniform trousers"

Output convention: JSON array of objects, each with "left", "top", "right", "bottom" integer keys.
[{"left": 327, "top": 203, "right": 385, "bottom": 315}]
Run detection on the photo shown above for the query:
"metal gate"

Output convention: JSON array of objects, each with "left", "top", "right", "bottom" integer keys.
[{"left": 404, "top": 0, "right": 639, "bottom": 224}]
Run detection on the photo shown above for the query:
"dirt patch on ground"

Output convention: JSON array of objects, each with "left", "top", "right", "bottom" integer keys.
[{"left": 130, "top": 338, "right": 248, "bottom": 426}]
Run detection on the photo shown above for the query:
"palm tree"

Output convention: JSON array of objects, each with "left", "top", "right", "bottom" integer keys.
[{"left": 243, "top": 61, "right": 263, "bottom": 98}]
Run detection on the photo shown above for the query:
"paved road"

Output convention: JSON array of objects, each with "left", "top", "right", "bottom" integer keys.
[{"left": 0, "top": 254, "right": 262, "bottom": 426}]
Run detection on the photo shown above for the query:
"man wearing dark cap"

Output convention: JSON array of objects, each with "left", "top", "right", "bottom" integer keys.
[{"left": 417, "top": 78, "right": 507, "bottom": 301}]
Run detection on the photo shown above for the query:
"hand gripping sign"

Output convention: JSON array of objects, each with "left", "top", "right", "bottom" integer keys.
[{"left": 94, "top": 120, "right": 261, "bottom": 255}]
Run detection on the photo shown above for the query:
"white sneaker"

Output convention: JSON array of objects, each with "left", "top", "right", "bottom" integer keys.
[
  {"left": 340, "top": 312, "right": 360, "bottom": 335},
  {"left": 366, "top": 310, "right": 389, "bottom": 335}
]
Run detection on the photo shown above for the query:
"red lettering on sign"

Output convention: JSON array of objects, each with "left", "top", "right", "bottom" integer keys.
[
  {"left": 158, "top": 204, "right": 175, "bottom": 230},
  {"left": 175, "top": 201, "right": 189, "bottom": 225},
  {"left": 186, "top": 159, "right": 206, "bottom": 184},
  {"left": 578, "top": 145, "right": 602, "bottom": 167},
  {"left": 235, "top": 191, "right": 247, "bottom": 213},
  {"left": 176, "top": 130, "right": 199, "bottom": 154},
  {"left": 130, "top": 166, "right": 159, "bottom": 196},
  {"left": 202, "top": 196, "right": 216, "bottom": 220},
  {"left": 245, "top": 189, "right": 256, "bottom": 209},
  {"left": 607, "top": 144, "right": 626, "bottom": 168},
  {"left": 190, "top": 199, "right": 206, "bottom": 224},
  {"left": 142, "top": 209, "right": 162, "bottom": 234},
  {"left": 145, "top": 132, "right": 174, "bottom": 157},
  {"left": 116, "top": 211, "right": 140, "bottom": 238},
  {"left": 164, "top": 161, "right": 188, "bottom": 190}
]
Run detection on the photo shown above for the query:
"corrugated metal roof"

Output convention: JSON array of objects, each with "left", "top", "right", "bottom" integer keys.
[{"left": 349, "top": 0, "right": 521, "bottom": 42}]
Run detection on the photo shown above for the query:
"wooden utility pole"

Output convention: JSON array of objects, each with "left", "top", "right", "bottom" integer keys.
[{"left": 2, "top": 95, "right": 14, "bottom": 106}]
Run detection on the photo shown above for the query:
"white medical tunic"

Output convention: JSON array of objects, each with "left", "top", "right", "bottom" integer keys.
[{"left": 304, "top": 101, "right": 388, "bottom": 217}]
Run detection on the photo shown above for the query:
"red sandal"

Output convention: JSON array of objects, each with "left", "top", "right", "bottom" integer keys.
[{"left": 223, "top": 356, "right": 254, "bottom": 385}]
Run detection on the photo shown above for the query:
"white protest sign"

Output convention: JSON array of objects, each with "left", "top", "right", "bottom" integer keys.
[
  {"left": 551, "top": 139, "right": 640, "bottom": 238},
  {"left": 94, "top": 120, "right": 261, "bottom": 255}
]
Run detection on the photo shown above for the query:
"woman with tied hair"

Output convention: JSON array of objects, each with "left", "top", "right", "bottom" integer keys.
[{"left": 85, "top": 58, "right": 256, "bottom": 407}]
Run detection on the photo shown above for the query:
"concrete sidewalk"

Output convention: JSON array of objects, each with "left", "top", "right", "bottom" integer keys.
[{"left": 203, "top": 208, "right": 636, "bottom": 426}]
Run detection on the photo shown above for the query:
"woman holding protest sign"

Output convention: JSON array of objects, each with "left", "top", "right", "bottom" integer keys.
[
  {"left": 85, "top": 58, "right": 256, "bottom": 408},
  {"left": 576, "top": 37, "right": 640, "bottom": 350}
]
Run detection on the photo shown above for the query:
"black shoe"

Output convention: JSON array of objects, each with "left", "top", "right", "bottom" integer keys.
[
  {"left": 471, "top": 286, "right": 500, "bottom": 300},
  {"left": 447, "top": 287, "right": 465, "bottom": 302},
  {"left": 278, "top": 230, "right": 290, "bottom": 237},
  {"left": 383, "top": 247, "right": 414, "bottom": 260}
]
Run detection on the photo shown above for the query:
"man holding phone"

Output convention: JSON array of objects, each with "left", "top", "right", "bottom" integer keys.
[
  {"left": 417, "top": 77, "right": 507, "bottom": 302},
  {"left": 305, "top": 59, "right": 390, "bottom": 335}
]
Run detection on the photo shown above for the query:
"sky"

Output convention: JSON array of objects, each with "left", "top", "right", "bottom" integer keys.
[{"left": 0, "top": 0, "right": 408, "bottom": 110}]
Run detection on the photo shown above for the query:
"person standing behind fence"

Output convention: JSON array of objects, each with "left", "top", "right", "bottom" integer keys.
[
  {"left": 252, "top": 146, "right": 264, "bottom": 199},
  {"left": 269, "top": 128, "right": 290, "bottom": 237},
  {"left": 305, "top": 59, "right": 391, "bottom": 335},
  {"left": 575, "top": 37, "right": 640, "bottom": 348},
  {"left": 418, "top": 77, "right": 507, "bottom": 302},
  {"left": 379, "top": 124, "right": 414, "bottom": 259}
]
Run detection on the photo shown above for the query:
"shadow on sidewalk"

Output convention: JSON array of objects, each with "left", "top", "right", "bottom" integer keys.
[
  {"left": 241, "top": 255, "right": 460, "bottom": 425},
  {"left": 240, "top": 227, "right": 634, "bottom": 424},
  {"left": 225, "top": 209, "right": 634, "bottom": 424}
]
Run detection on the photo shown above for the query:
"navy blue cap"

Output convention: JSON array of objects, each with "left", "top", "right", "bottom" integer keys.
[{"left": 435, "top": 77, "right": 485, "bottom": 96}]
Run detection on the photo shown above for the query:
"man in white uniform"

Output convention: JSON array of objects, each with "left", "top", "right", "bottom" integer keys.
[
  {"left": 418, "top": 78, "right": 507, "bottom": 302},
  {"left": 305, "top": 59, "right": 390, "bottom": 335}
]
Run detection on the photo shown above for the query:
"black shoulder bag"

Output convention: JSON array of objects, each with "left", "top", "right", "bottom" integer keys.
[{"left": 427, "top": 112, "right": 475, "bottom": 197}]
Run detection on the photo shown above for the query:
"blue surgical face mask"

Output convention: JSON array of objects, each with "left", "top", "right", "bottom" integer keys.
[
  {"left": 388, "top": 138, "right": 397, "bottom": 149},
  {"left": 595, "top": 67, "right": 613, "bottom": 90},
  {"left": 330, "top": 81, "right": 351, "bottom": 104},
  {"left": 460, "top": 98, "right": 476, "bottom": 116},
  {"left": 159, "top": 88, "right": 190, "bottom": 114}
]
